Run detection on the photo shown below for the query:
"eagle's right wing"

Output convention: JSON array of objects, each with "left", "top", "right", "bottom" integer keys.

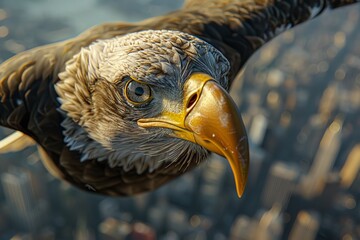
[{"left": 177, "top": 0, "right": 359, "bottom": 82}]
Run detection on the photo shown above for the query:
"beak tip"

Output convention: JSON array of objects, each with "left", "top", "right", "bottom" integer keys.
[
  {"left": 236, "top": 182, "right": 245, "bottom": 198},
  {"left": 236, "top": 190, "right": 242, "bottom": 198},
  {"left": 234, "top": 162, "right": 249, "bottom": 198}
]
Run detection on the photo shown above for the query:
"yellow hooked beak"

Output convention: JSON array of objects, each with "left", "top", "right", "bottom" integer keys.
[{"left": 137, "top": 73, "right": 249, "bottom": 197}]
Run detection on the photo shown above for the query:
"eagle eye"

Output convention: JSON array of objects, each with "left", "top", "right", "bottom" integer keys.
[{"left": 124, "top": 79, "right": 152, "bottom": 105}]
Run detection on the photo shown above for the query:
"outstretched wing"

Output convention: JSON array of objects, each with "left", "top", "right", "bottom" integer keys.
[{"left": 177, "top": 0, "right": 358, "bottom": 80}]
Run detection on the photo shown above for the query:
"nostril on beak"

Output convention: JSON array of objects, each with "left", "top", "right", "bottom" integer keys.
[{"left": 187, "top": 93, "right": 198, "bottom": 110}]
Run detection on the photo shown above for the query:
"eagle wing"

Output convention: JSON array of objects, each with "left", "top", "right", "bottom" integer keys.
[{"left": 177, "top": 0, "right": 359, "bottom": 80}]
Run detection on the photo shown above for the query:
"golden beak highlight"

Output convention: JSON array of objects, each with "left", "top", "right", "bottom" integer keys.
[{"left": 137, "top": 73, "right": 249, "bottom": 197}]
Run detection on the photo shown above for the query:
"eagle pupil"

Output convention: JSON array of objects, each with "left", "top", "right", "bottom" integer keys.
[
  {"left": 125, "top": 80, "right": 151, "bottom": 104},
  {"left": 135, "top": 87, "right": 144, "bottom": 96}
]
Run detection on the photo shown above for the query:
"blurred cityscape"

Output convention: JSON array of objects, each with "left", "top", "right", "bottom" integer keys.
[{"left": 0, "top": 0, "right": 359, "bottom": 239}]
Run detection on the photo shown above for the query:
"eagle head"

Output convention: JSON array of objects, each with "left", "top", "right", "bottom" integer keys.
[{"left": 55, "top": 30, "right": 249, "bottom": 197}]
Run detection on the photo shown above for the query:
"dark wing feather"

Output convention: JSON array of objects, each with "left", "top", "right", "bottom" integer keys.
[
  {"left": 178, "top": 0, "right": 360, "bottom": 81},
  {"left": 0, "top": 1, "right": 359, "bottom": 195}
]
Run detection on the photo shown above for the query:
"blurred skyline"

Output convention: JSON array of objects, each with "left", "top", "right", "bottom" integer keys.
[{"left": 0, "top": 1, "right": 359, "bottom": 239}]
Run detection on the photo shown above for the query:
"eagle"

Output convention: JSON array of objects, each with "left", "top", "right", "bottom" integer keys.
[{"left": 0, "top": 0, "right": 358, "bottom": 197}]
